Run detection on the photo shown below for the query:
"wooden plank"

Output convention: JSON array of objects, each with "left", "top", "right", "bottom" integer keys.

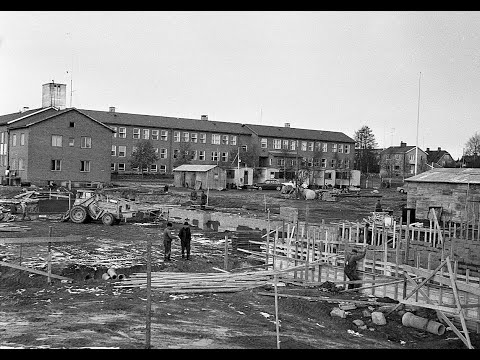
[
  {"left": 0, "top": 235, "right": 83, "bottom": 245},
  {"left": 0, "top": 260, "right": 73, "bottom": 281},
  {"left": 402, "top": 264, "right": 480, "bottom": 297}
]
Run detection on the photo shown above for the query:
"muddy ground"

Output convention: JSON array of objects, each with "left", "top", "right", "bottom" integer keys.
[{"left": 0, "top": 185, "right": 479, "bottom": 349}]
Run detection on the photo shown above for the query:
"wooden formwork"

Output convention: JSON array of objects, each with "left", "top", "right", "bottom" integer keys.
[{"left": 239, "top": 209, "right": 480, "bottom": 346}]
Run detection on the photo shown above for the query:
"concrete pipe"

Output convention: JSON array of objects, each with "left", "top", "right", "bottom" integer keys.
[
  {"left": 402, "top": 312, "right": 445, "bottom": 335},
  {"left": 107, "top": 268, "right": 117, "bottom": 278},
  {"left": 102, "top": 273, "right": 111, "bottom": 280},
  {"left": 117, "top": 274, "right": 126, "bottom": 280}
]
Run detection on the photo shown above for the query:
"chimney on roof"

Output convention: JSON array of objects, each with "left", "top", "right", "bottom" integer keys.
[
  {"left": 400, "top": 141, "right": 406, "bottom": 147},
  {"left": 426, "top": 147, "right": 430, "bottom": 152},
  {"left": 42, "top": 82, "right": 66, "bottom": 110},
  {"left": 20, "top": 106, "right": 29, "bottom": 113},
  {"left": 438, "top": 147, "right": 441, "bottom": 151},
  {"left": 109, "top": 107, "right": 116, "bottom": 113},
  {"left": 201, "top": 115, "right": 208, "bottom": 120},
  {"left": 284, "top": 123, "right": 290, "bottom": 128}
]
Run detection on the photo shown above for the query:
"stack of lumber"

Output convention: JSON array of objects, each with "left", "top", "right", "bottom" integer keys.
[
  {"left": 0, "top": 223, "right": 30, "bottom": 232},
  {"left": 114, "top": 270, "right": 277, "bottom": 293}
]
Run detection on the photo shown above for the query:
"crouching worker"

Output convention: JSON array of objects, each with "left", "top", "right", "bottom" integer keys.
[{"left": 344, "top": 247, "right": 368, "bottom": 290}]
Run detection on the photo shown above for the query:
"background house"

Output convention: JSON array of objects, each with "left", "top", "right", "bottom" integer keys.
[
  {"left": 379, "top": 141, "right": 427, "bottom": 181},
  {"left": 172, "top": 164, "right": 226, "bottom": 190},
  {"left": 425, "top": 147, "right": 456, "bottom": 168}
]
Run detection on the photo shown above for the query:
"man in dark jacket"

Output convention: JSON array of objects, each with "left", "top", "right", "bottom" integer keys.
[
  {"left": 178, "top": 221, "right": 192, "bottom": 260},
  {"left": 163, "top": 222, "right": 175, "bottom": 261},
  {"left": 344, "top": 247, "right": 368, "bottom": 290}
]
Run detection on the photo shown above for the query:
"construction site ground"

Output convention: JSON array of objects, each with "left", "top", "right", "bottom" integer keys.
[{"left": 1, "top": 184, "right": 479, "bottom": 349}]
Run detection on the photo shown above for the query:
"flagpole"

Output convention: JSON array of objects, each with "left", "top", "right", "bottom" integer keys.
[{"left": 415, "top": 72, "right": 421, "bottom": 176}]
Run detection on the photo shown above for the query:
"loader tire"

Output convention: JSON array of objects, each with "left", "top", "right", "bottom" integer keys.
[
  {"left": 70, "top": 206, "right": 88, "bottom": 223},
  {"left": 102, "top": 212, "right": 115, "bottom": 226}
]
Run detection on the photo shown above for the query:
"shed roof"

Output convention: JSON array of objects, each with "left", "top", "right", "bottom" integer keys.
[
  {"left": 173, "top": 164, "right": 218, "bottom": 172},
  {"left": 405, "top": 168, "right": 480, "bottom": 184}
]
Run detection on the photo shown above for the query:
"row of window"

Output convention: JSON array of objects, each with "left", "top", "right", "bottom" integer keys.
[
  {"left": 51, "top": 135, "right": 92, "bottom": 148},
  {"left": 274, "top": 157, "right": 351, "bottom": 169},
  {"left": 51, "top": 160, "right": 91, "bottom": 172},
  {"left": 264, "top": 138, "right": 351, "bottom": 153},
  {"left": 111, "top": 127, "right": 239, "bottom": 145},
  {"left": 111, "top": 163, "right": 167, "bottom": 173}
]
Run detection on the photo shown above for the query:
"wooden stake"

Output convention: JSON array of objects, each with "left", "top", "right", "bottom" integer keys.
[
  {"left": 47, "top": 226, "right": 52, "bottom": 284},
  {"left": 224, "top": 235, "right": 229, "bottom": 271},
  {"left": 274, "top": 274, "right": 280, "bottom": 349},
  {"left": 145, "top": 236, "right": 152, "bottom": 349}
]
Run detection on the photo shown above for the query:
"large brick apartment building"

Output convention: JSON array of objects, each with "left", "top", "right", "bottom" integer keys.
[{"left": 0, "top": 82, "right": 355, "bottom": 188}]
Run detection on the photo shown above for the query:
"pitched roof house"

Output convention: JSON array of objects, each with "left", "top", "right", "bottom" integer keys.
[
  {"left": 425, "top": 147, "right": 456, "bottom": 168},
  {"left": 379, "top": 141, "right": 428, "bottom": 179}
]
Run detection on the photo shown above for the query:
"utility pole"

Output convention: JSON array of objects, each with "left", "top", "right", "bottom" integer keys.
[{"left": 415, "top": 72, "right": 421, "bottom": 176}]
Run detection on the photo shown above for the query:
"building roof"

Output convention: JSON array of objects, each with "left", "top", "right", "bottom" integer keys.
[
  {"left": 0, "top": 107, "right": 114, "bottom": 132},
  {"left": 243, "top": 124, "right": 355, "bottom": 143},
  {"left": 426, "top": 149, "right": 451, "bottom": 164},
  {"left": 173, "top": 164, "right": 218, "bottom": 172},
  {"left": 79, "top": 109, "right": 252, "bottom": 135},
  {"left": 381, "top": 145, "right": 419, "bottom": 155},
  {"left": 405, "top": 168, "right": 480, "bottom": 184}
]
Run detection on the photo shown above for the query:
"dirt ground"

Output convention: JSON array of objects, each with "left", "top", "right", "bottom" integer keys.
[{"left": 1, "top": 185, "right": 479, "bottom": 349}]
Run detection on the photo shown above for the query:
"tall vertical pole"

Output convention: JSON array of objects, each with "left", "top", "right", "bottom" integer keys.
[
  {"left": 47, "top": 226, "right": 52, "bottom": 284},
  {"left": 415, "top": 72, "right": 421, "bottom": 176},
  {"left": 145, "top": 235, "right": 152, "bottom": 349},
  {"left": 274, "top": 273, "right": 281, "bottom": 349}
]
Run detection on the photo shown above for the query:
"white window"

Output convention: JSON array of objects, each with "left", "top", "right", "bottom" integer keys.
[
  {"left": 221, "top": 152, "right": 228, "bottom": 162},
  {"left": 69, "top": 138, "right": 75, "bottom": 147},
  {"left": 269, "top": 158, "right": 273, "bottom": 166},
  {"left": 118, "top": 163, "right": 126, "bottom": 171},
  {"left": 230, "top": 135, "right": 237, "bottom": 145},
  {"left": 301, "top": 141, "right": 307, "bottom": 151},
  {"left": 142, "top": 165, "right": 148, "bottom": 173},
  {"left": 241, "top": 145, "right": 248, "bottom": 151},
  {"left": 199, "top": 150, "right": 205, "bottom": 161},
  {"left": 261, "top": 138, "right": 268, "bottom": 148},
  {"left": 161, "top": 130, "right": 168, "bottom": 141},
  {"left": 19, "top": 158, "right": 24, "bottom": 170},
  {"left": 277, "top": 158, "right": 285, "bottom": 166},
  {"left": 160, "top": 148, "right": 167, "bottom": 159},
  {"left": 338, "top": 159, "right": 344, "bottom": 168},
  {"left": 315, "top": 142, "right": 322, "bottom": 151},
  {"left": 80, "top": 160, "right": 91, "bottom": 172},
  {"left": 142, "top": 129, "right": 150, "bottom": 139},
  {"left": 12, "top": 134, "right": 17, "bottom": 146},
  {"left": 219, "top": 134, "right": 228, "bottom": 145},
  {"left": 191, "top": 150, "right": 197, "bottom": 160},
  {"left": 323, "top": 143, "right": 328, "bottom": 152},
  {"left": 338, "top": 144, "right": 344, "bottom": 153},
  {"left": 409, "top": 154, "right": 415, "bottom": 161},
  {"left": 211, "top": 151, "right": 219, "bottom": 161},
  {"left": 273, "top": 139, "right": 281, "bottom": 149},
  {"left": 321, "top": 159, "right": 326, "bottom": 168},
  {"left": 112, "top": 126, "right": 117, "bottom": 138},
  {"left": 290, "top": 140, "right": 296, "bottom": 151},
  {"left": 191, "top": 133, "right": 198, "bottom": 143},
  {"left": 291, "top": 159, "right": 296, "bottom": 167},
  {"left": 314, "top": 158, "right": 320, "bottom": 167},
  {"left": 200, "top": 133, "right": 206, "bottom": 143},
  {"left": 332, "top": 144, "right": 337, "bottom": 152},
  {"left": 307, "top": 158, "right": 313, "bottom": 167},
  {"left": 51, "top": 135, "right": 62, "bottom": 147},
  {"left": 173, "top": 149, "right": 179, "bottom": 159},
  {"left": 111, "top": 145, "right": 116, "bottom": 156},
  {"left": 283, "top": 140, "right": 289, "bottom": 150},
  {"left": 51, "top": 159, "right": 61, "bottom": 171},
  {"left": 133, "top": 128, "right": 140, "bottom": 139},
  {"left": 20, "top": 133, "right": 25, "bottom": 146},
  {"left": 211, "top": 134, "right": 220, "bottom": 145},
  {"left": 154, "top": 148, "right": 159, "bottom": 155},
  {"left": 345, "top": 159, "right": 350, "bottom": 168},
  {"left": 118, "top": 127, "right": 126, "bottom": 138},
  {"left": 150, "top": 164, "right": 158, "bottom": 172},
  {"left": 159, "top": 165, "right": 167, "bottom": 173},
  {"left": 118, "top": 145, "right": 126, "bottom": 157},
  {"left": 308, "top": 142, "right": 314, "bottom": 152},
  {"left": 111, "top": 163, "right": 116, "bottom": 171},
  {"left": 152, "top": 130, "right": 159, "bottom": 140},
  {"left": 345, "top": 144, "right": 350, "bottom": 154},
  {"left": 81, "top": 137, "right": 91, "bottom": 148},
  {"left": 174, "top": 131, "right": 180, "bottom": 142},
  {"left": 331, "top": 159, "right": 336, "bottom": 168},
  {"left": 182, "top": 132, "right": 189, "bottom": 142}
]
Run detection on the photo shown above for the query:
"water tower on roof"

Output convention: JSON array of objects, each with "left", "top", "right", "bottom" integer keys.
[{"left": 42, "top": 81, "right": 67, "bottom": 110}]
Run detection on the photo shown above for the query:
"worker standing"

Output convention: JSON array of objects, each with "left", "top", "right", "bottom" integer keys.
[
  {"left": 178, "top": 221, "right": 192, "bottom": 260},
  {"left": 344, "top": 247, "right": 368, "bottom": 290},
  {"left": 374, "top": 199, "right": 383, "bottom": 212},
  {"left": 200, "top": 190, "right": 207, "bottom": 210},
  {"left": 162, "top": 222, "right": 175, "bottom": 262}
]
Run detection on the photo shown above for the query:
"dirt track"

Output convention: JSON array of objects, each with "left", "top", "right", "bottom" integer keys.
[{"left": 0, "top": 186, "right": 479, "bottom": 349}]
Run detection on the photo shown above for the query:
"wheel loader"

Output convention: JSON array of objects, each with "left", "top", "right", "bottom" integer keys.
[{"left": 64, "top": 192, "right": 136, "bottom": 225}]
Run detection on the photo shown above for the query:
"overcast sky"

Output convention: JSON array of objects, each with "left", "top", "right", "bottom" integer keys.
[{"left": 1, "top": 11, "right": 479, "bottom": 160}]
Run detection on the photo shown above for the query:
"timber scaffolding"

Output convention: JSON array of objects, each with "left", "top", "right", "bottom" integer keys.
[{"left": 236, "top": 208, "right": 480, "bottom": 342}]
